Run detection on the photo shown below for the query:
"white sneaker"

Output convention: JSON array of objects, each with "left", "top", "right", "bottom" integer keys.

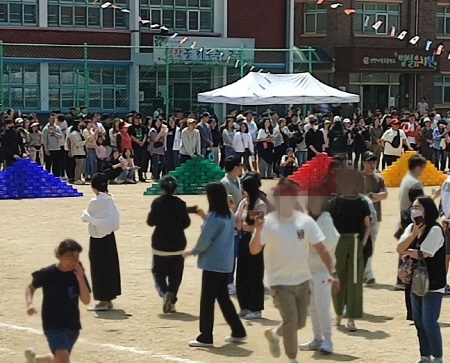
[
  {"left": 170, "top": 304, "right": 177, "bottom": 313},
  {"left": 244, "top": 311, "right": 262, "bottom": 320},
  {"left": 228, "top": 283, "right": 236, "bottom": 295},
  {"left": 225, "top": 336, "right": 247, "bottom": 343},
  {"left": 25, "top": 348, "right": 36, "bottom": 363},
  {"left": 238, "top": 309, "right": 250, "bottom": 317},
  {"left": 299, "top": 339, "right": 322, "bottom": 351},
  {"left": 264, "top": 328, "right": 281, "bottom": 358},
  {"left": 289, "top": 359, "right": 299, "bottom": 363},
  {"left": 188, "top": 340, "right": 213, "bottom": 348},
  {"left": 319, "top": 339, "right": 333, "bottom": 354}
]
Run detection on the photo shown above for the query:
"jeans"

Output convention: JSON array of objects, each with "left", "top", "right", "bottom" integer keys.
[
  {"left": 84, "top": 148, "right": 97, "bottom": 176},
  {"left": 434, "top": 148, "right": 445, "bottom": 171},
  {"left": 166, "top": 150, "right": 180, "bottom": 172},
  {"left": 411, "top": 292, "right": 443, "bottom": 358},
  {"left": 224, "top": 146, "right": 235, "bottom": 158},
  {"left": 259, "top": 159, "right": 272, "bottom": 178},
  {"left": 197, "top": 270, "right": 246, "bottom": 344},
  {"left": 152, "top": 153, "right": 166, "bottom": 180},
  {"left": 117, "top": 169, "right": 135, "bottom": 182},
  {"left": 295, "top": 151, "right": 307, "bottom": 166},
  {"left": 133, "top": 148, "right": 147, "bottom": 180}
]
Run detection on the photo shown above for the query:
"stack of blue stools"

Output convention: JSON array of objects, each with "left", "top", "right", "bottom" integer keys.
[{"left": 0, "top": 159, "right": 83, "bottom": 199}]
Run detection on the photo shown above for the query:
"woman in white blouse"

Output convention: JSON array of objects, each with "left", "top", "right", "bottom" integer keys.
[
  {"left": 232, "top": 123, "right": 254, "bottom": 171},
  {"left": 81, "top": 172, "right": 121, "bottom": 311}
]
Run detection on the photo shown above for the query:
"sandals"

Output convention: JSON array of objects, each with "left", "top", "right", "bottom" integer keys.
[{"left": 334, "top": 315, "right": 343, "bottom": 326}]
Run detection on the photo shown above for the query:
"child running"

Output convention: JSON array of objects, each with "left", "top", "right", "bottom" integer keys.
[{"left": 24, "top": 239, "right": 91, "bottom": 363}]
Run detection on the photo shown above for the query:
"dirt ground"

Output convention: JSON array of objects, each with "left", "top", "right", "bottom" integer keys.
[{"left": 0, "top": 181, "right": 449, "bottom": 363}]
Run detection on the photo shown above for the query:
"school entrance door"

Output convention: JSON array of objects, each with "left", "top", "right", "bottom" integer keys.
[{"left": 362, "top": 85, "right": 389, "bottom": 112}]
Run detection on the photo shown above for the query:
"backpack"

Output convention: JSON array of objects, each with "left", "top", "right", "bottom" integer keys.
[{"left": 390, "top": 130, "right": 401, "bottom": 148}]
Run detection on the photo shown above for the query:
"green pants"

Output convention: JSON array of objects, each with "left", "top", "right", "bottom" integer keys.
[{"left": 332, "top": 234, "right": 364, "bottom": 319}]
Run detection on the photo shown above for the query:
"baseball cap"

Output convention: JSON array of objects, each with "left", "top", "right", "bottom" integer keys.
[
  {"left": 343, "top": 118, "right": 351, "bottom": 124},
  {"left": 236, "top": 114, "right": 245, "bottom": 122},
  {"left": 391, "top": 118, "right": 400, "bottom": 125},
  {"left": 286, "top": 147, "right": 294, "bottom": 153},
  {"left": 202, "top": 112, "right": 210, "bottom": 118},
  {"left": 363, "top": 151, "right": 377, "bottom": 162},
  {"left": 187, "top": 118, "right": 197, "bottom": 124}
]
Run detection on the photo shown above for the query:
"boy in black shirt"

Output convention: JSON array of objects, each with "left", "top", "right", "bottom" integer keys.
[{"left": 25, "top": 239, "right": 91, "bottom": 363}]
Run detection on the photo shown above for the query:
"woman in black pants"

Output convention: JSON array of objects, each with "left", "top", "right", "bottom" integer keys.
[
  {"left": 184, "top": 182, "right": 246, "bottom": 347},
  {"left": 235, "top": 176, "right": 267, "bottom": 320},
  {"left": 147, "top": 175, "right": 191, "bottom": 314}
]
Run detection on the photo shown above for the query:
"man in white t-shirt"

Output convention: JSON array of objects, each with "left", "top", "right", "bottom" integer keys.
[
  {"left": 249, "top": 180, "right": 339, "bottom": 363},
  {"left": 381, "top": 118, "right": 413, "bottom": 166}
]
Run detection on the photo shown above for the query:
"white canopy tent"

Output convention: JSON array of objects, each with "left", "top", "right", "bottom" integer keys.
[{"left": 198, "top": 72, "right": 360, "bottom": 105}]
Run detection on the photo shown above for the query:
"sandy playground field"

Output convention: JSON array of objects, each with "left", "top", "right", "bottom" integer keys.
[{"left": 0, "top": 181, "right": 449, "bottom": 363}]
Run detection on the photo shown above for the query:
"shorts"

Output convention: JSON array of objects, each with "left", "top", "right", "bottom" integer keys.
[
  {"left": 445, "top": 229, "right": 450, "bottom": 256},
  {"left": 44, "top": 329, "right": 79, "bottom": 354}
]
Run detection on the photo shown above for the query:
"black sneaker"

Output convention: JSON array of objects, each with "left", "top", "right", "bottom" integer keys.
[{"left": 163, "top": 292, "right": 174, "bottom": 314}]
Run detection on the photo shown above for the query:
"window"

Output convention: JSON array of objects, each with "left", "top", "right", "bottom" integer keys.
[
  {"left": 2, "top": 63, "right": 39, "bottom": 109},
  {"left": 437, "top": 7, "right": 450, "bottom": 36},
  {"left": 303, "top": 4, "right": 327, "bottom": 34},
  {"left": 49, "top": 64, "right": 129, "bottom": 111},
  {"left": 353, "top": 3, "right": 400, "bottom": 35},
  {"left": 0, "top": 0, "right": 37, "bottom": 26},
  {"left": 48, "top": 0, "right": 129, "bottom": 29},
  {"left": 140, "top": 0, "right": 213, "bottom": 31},
  {"left": 434, "top": 75, "right": 450, "bottom": 104}
]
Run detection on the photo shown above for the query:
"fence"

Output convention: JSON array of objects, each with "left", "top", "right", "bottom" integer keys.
[{"left": 0, "top": 42, "right": 322, "bottom": 118}]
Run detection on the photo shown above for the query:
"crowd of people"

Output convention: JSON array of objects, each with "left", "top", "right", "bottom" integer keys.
[
  {"left": 7, "top": 98, "right": 449, "bottom": 363},
  {"left": 2, "top": 102, "right": 448, "bottom": 183},
  {"left": 23, "top": 150, "right": 450, "bottom": 363}
]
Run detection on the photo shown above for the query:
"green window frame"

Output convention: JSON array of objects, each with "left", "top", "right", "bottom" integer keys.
[
  {"left": 0, "top": 0, "right": 38, "bottom": 26},
  {"left": 353, "top": 3, "right": 400, "bottom": 35},
  {"left": 2, "top": 63, "right": 40, "bottom": 110},
  {"left": 140, "top": 0, "right": 213, "bottom": 32},
  {"left": 303, "top": 4, "right": 327, "bottom": 35},
  {"left": 48, "top": 64, "right": 129, "bottom": 111},
  {"left": 48, "top": 0, "right": 129, "bottom": 29},
  {"left": 434, "top": 75, "right": 450, "bottom": 104},
  {"left": 437, "top": 6, "right": 450, "bottom": 36}
]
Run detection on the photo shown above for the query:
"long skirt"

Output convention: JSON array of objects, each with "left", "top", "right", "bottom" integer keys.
[{"left": 89, "top": 232, "right": 122, "bottom": 301}]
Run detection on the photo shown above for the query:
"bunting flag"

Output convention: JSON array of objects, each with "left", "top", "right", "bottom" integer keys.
[
  {"left": 101, "top": 2, "right": 111, "bottom": 8},
  {"left": 250, "top": 66, "right": 256, "bottom": 71},
  {"left": 120, "top": 9, "right": 130, "bottom": 13},
  {"left": 397, "top": 31, "right": 407, "bottom": 40},
  {"left": 170, "top": 32, "right": 179, "bottom": 39},
  {"left": 409, "top": 36, "right": 420, "bottom": 45},
  {"left": 344, "top": 8, "right": 356, "bottom": 15},
  {"left": 447, "top": 51, "right": 450, "bottom": 60},
  {"left": 425, "top": 40, "right": 433, "bottom": 51},
  {"left": 330, "top": 3, "right": 342, "bottom": 8},
  {"left": 235, "top": 60, "right": 240, "bottom": 68},
  {"left": 364, "top": 16, "right": 370, "bottom": 27},
  {"left": 437, "top": 45, "right": 444, "bottom": 55},
  {"left": 190, "top": 41, "right": 197, "bottom": 49},
  {"left": 372, "top": 21, "right": 383, "bottom": 30},
  {"left": 317, "top": 0, "right": 325, "bottom": 4},
  {"left": 390, "top": 26, "right": 396, "bottom": 37},
  {"left": 179, "top": 37, "right": 188, "bottom": 45},
  {"left": 138, "top": 17, "right": 150, "bottom": 24}
]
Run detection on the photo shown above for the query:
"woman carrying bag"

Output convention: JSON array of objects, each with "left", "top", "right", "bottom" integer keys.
[{"left": 397, "top": 196, "right": 446, "bottom": 363}]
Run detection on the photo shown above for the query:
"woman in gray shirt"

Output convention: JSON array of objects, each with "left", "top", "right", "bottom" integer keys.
[{"left": 180, "top": 119, "right": 201, "bottom": 164}]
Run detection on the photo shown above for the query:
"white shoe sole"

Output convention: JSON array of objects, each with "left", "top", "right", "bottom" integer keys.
[{"left": 264, "top": 329, "right": 281, "bottom": 358}]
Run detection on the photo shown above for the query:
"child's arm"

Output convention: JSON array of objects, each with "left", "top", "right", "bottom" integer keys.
[
  {"left": 25, "top": 284, "right": 38, "bottom": 316},
  {"left": 74, "top": 264, "right": 91, "bottom": 305}
]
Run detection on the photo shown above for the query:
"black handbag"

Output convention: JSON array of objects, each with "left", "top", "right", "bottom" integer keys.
[{"left": 411, "top": 250, "right": 429, "bottom": 296}]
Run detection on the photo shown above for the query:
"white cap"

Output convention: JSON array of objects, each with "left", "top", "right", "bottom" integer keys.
[
  {"left": 423, "top": 117, "right": 431, "bottom": 122},
  {"left": 343, "top": 118, "right": 351, "bottom": 123},
  {"left": 15, "top": 117, "right": 24, "bottom": 123},
  {"left": 435, "top": 114, "right": 441, "bottom": 121},
  {"left": 333, "top": 115, "right": 342, "bottom": 122},
  {"left": 236, "top": 114, "right": 245, "bottom": 121}
]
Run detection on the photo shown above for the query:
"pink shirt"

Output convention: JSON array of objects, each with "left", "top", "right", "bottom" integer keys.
[{"left": 95, "top": 145, "right": 108, "bottom": 159}]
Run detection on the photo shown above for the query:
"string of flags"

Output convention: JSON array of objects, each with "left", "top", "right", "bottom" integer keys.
[
  {"left": 316, "top": 0, "right": 449, "bottom": 58},
  {"left": 91, "top": 0, "right": 268, "bottom": 73}
]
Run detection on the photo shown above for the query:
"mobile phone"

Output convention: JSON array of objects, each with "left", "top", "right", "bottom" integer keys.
[
  {"left": 186, "top": 205, "right": 198, "bottom": 214},
  {"left": 414, "top": 215, "right": 425, "bottom": 225}
]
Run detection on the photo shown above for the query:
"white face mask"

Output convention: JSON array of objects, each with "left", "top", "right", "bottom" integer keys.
[
  {"left": 313, "top": 125, "right": 319, "bottom": 131},
  {"left": 410, "top": 209, "right": 424, "bottom": 221}
]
